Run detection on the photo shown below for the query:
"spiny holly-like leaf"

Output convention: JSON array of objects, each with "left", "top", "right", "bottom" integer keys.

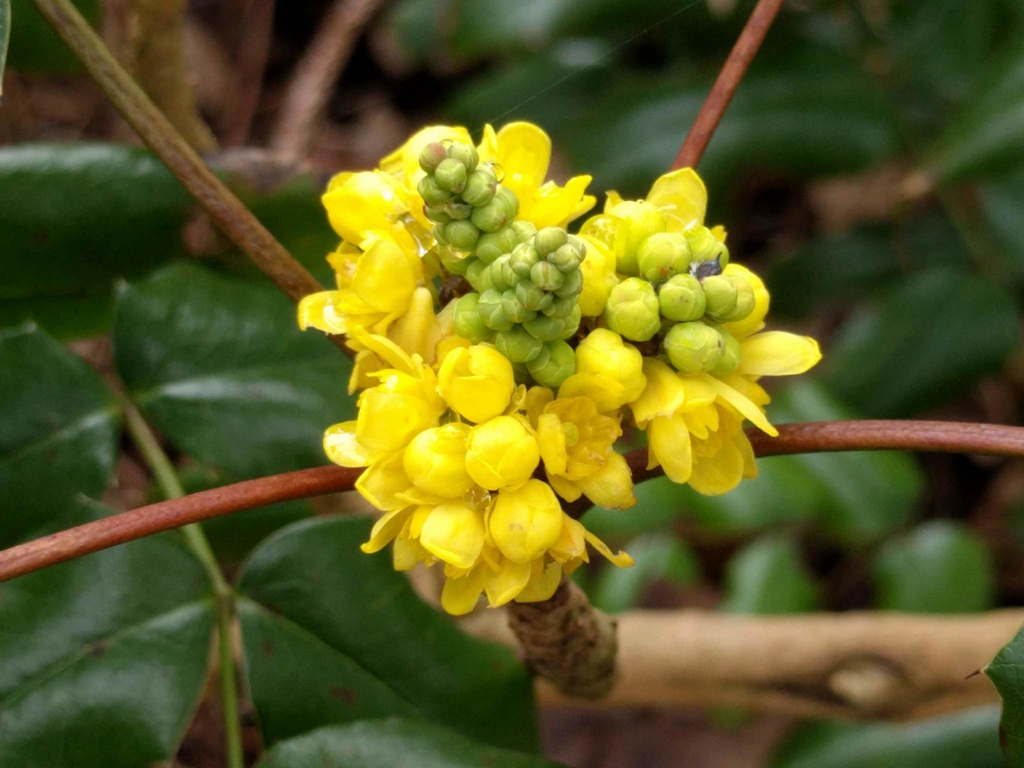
[
  {"left": 114, "top": 262, "right": 354, "bottom": 479},
  {"left": 256, "top": 719, "right": 561, "bottom": 768},
  {"left": 0, "top": 325, "right": 120, "bottom": 545},
  {"left": 985, "top": 624, "right": 1024, "bottom": 764},
  {"left": 0, "top": 500, "right": 215, "bottom": 768},
  {"left": 237, "top": 516, "right": 537, "bottom": 752}
]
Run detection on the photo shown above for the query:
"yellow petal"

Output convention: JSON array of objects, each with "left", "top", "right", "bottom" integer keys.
[
  {"left": 536, "top": 413, "right": 568, "bottom": 476},
  {"left": 689, "top": 441, "right": 745, "bottom": 496},
  {"left": 514, "top": 560, "right": 563, "bottom": 603},
  {"left": 352, "top": 238, "right": 419, "bottom": 314},
  {"left": 738, "top": 332, "right": 822, "bottom": 377},
  {"left": 630, "top": 358, "right": 686, "bottom": 426},
  {"left": 419, "top": 503, "right": 486, "bottom": 569},
  {"left": 298, "top": 291, "right": 348, "bottom": 335},
  {"left": 550, "top": 515, "right": 587, "bottom": 563},
  {"left": 484, "top": 558, "right": 532, "bottom": 607},
  {"left": 489, "top": 479, "right": 564, "bottom": 564},
  {"left": 388, "top": 287, "right": 440, "bottom": 364},
  {"left": 476, "top": 124, "right": 500, "bottom": 164},
  {"left": 392, "top": 535, "right": 429, "bottom": 571},
  {"left": 355, "top": 456, "right": 413, "bottom": 511},
  {"left": 647, "top": 168, "right": 707, "bottom": 231},
  {"left": 497, "top": 121, "right": 552, "bottom": 185},
  {"left": 441, "top": 565, "right": 487, "bottom": 616},
  {"left": 322, "top": 171, "right": 408, "bottom": 243},
  {"left": 583, "top": 529, "right": 634, "bottom": 568},
  {"left": 704, "top": 374, "right": 778, "bottom": 436},
  {"left": 578, "top": 451, "right": 636, "bottom": 510},
  {"left": 736, "top": 432, "right": 758, "bottom": 479},
  {"left": 648, "top": 415, "right": 693, "bottom": 484},
  {"left": 679, "top": 375, "right": 718, "bottom": 411},
  {"left": 547, "top": 473, "right": 583, "bottom": 502},
  {"left": 323, "top": 421, "right": 378, "bottom": 467},
  {"left": 360, "top": 507, "right": 413, "bottom": 553}
]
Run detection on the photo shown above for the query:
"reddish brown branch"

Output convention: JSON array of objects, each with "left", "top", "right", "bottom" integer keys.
[
  {"left": 671, "top": 0, "right": 784, "bottom": 170},
  {"left": 3, "top": 420, "right": 1023, "bottom": 584}
]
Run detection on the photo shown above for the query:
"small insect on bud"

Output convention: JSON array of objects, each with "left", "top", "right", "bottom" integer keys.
[
  {"left": 418, "top": 142, "right": 448, "bottom": 173},
  {"left": 531, "top": 261, "right": 564, "bottom": 292},
  {"left": 637, "top": 232, "right": 692, "bottom": 283},
  {"left": 494, "top": 325, "right": 544, "bottom": 363},
  {"left": 543, "top": 294, "right": 576, "bottom": 319},
  {"left": 418, "top": 175, "right": 453, "bottom": 205},
  {"left": 526, "top": 340, "right": 576, "bottom": 388},
  {"left": 710, "top": 330, "right": 741, "bottom": 376},
  {"left": 477, "top": 288, "right": 513, "bottom": 331},
  {"left": 604, "top": 277, "right": 661, "bottom": 342},
  {"left": 465, "top": 259, "right": 493, "bottom": 292},
  {"left": 447, "top": 142, "right": 479, "bottom": 173},
  {"left": 663, "top": 321, "right": 724, "bottom": 373},
  {"left": 515, "top": 281, "right": 553, "bottom": 312},
  {"left": 444, "top": 219, "right": 480, "bottom": 251},
  {"left": 658, "top": 273, "right": 705, "bottom": 322},
  {"left": 509, "top": 243, "right": 541, "bottom": 278},
  {"left": 534, "top": 226, "right": 569, "bottom": 256},
  {"left": 434, "top": 158, "right": 468, "bottom": 193},
  {"left": 554, "top": 267, "right": 584, "bottom": 298},
  {"left": 501, "top": 289, "right": 536, "bottom": 324},
  {"left": 453, "top": 293, "right": 492, "bottom": 343},
  {"left": 511, "top": 220, "right": 538, "bottom": 244}
]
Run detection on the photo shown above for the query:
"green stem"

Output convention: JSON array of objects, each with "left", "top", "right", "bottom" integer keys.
[{"left": 121, "top": 399, "right": 244, "bottom": 768}]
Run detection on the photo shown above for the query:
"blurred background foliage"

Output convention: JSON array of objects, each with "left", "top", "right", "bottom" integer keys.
[{"left": 2, "top": 0, "right": 1024, "bottom": 765}]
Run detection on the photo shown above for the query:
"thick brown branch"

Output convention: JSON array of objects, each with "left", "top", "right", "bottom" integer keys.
[
  {"left": 671, "top": 0, "right": 784, "bottom": 170},
  {"left": 1, "top": 420, "right": 1022, "bottom": 584}
]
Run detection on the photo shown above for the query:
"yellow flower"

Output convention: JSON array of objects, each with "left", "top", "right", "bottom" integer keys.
[
  {"left": 477, "top": 122, "right": 595, "bottom": 229},
  {"left": 437, "top": 344, "right": 515, "bottom": 424},
  {"left": 577, "top": 234, "right": 618, "bottom": 317},
  {"left": 559, "top": 329, "right": 646, "bottom": 412},
  {"left": 489, "top": 479, "right": 564, "bottom": 563},
  {"left": 464, "top": 415, "right": 540, "bottom": 491},
  {"left": 321, "top": 170, "right": 413, "bottom": 245},
  {"left": 403, "top": 423, "right": 475, "bottom": 499}
]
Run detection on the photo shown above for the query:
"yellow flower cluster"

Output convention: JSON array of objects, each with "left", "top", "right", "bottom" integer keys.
[{"left": 299, "top": 121, "right": 821, "bottom": 615}]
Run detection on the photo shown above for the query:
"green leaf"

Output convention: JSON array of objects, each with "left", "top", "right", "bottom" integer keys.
[
  {"left": 872, "top": 521, "right": 995, "bottom": 613},
  {"left": 590, "top": 532, "right": 700, "bottom": 613},
  {"left": 7, "top": 0, "right": 99, "bottom": 74},
  {"left": 770, "top": 381, "right": 925, "bottom": 545},
  {"left": 977, "top": 168, "right": 1024, "bottom": 281},
  {"left": 987, "top": 625, "right": 1024, "bottom": 764},
  {"left": 0, "top": 499, "right": 215, "bottom": 768},
  {"left": 929, "top": 32, "right": 1024, "bottom": 182},
  {"left": 113, "top": 262, "right": 354, "bottom": 479},
  {"left": 720, "top": 536, "right": 818, "bottom": 614},
  {"left": 256, "top": 719, "right": 560, "bottom": 768},
  {"left": 237, "top": 516, "right": 537, "bottom": 752},
  {"left": 581, "top": 474, "right": 685, "bottom": 540},
  {"left": 823, "top": 269, "right": 1019, "bottom": 417},
  {"left": 0, "top": 325, "right": 120, "bottom": 545},
  {"left": 1, "top": 0, "right": 10, "bottom": 95},
  {"left": 772, "top": 706, "right": 1004, "bottom": 768}
]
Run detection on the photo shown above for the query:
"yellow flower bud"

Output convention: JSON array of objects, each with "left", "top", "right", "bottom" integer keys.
[
  {"left": 356, "top": 370, "right": 445, "bottom": 454},
  {"left": 577, "top": 451, "right": 636, "bottom": 509},
  {"left": 322, "top": 171, "right": 410, "bottom": 244},
  {"left": 419, "top": 502, "right": 486, "bottom": 570},
  {"left": 438, "top": 344, "right": 515, "bottom": 424},
  {"left": 490, "top": 479, "right": 563, "bottom": 563},
  {"left": 577, "top": 235, "right": 618, "bottom": 317},
  {"left": 465, "top": 416, "right": 540, "bottom": 491},
  {"left": 352, "top": 232, "right": 421, "bottom": 314},
  {"left": 559, "top": 329, "right": 646, "bottom": 411},
  {"left": 604, "top": 199, "right": 666, "bottom": 275},
  {"left": 402, "top": 423, "right": 474, "bottom": 498}
]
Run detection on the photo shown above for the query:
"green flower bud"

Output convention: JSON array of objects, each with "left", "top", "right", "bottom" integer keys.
[
  {"left": 554, "top": 267, "right": 583, "bottom": 298},
  {"left": 613, "top": 201, "right": 666, "bottom": 275},
  {"left": 684, "top": 225, "right": 729, "bottom": 267},
  {"left": 510, "top": 243, "right": 541, "bottom": 278},
  {"left": 658, "top": 273, "right": 705, "bottom": 322},
  {"left": 445, "top": 201, "right": 473, "bottom": 220},
  {"left": 637, "top": 232, "right": 692, "bottom": 282},
  {"left": 494, "top": 325, "right": 544, "bottom": 363},
  {"left": 535, "top": 226, "right": 569, "bottom": 256},
  {"left": 501, "top": 289, "right": 536, "bottom": 323},
  {"left": 604, "top": 277, "right": 660, "bottom": 342},
  {"left": 417, "top": 175, "right": 452, "bottom": 205},
  {"left": 470, "top": 193, "right": 514, "bottom": 234},
  {"left": 543, "top": 294, "right": 576, "bottom": 319},
  {"left": 718, "top": 276, "right": 755, "bottom": 322},
  {"left": 526, "top": 340, "right": 576, "bottom": 388},
  {"left": 559, "top": 305, "right": 582, "bottom": 339},
  {"left": 487, "top": 255, "right": 512, "bottom": 292},
  {"left": 477, "top": 289, "right": 513, "bottom": 331},
  {"left": 531, "top": 261, "right": 564, "bottom": 291},
  {"left": 523, "top": 313, "right": 569, "bottom": 342},
  {"left": 550, "top": 243, "right": 584, "bottom": 272},
  {"left": 433, "top": 224, "right": 447, "bottom": 245},
  {"left": 444, "top": 219, "right": 480, "bottom": 251},
  {"left": 710, "top": 330, "right": 741, "bottom": 376},
  {"left": 511, "top": 220, "right": 537, "bottom": 244},
  {"left": 434, "top": 158, "right": 467, "bottom": 193},
  {"left": 425, "top": 205, "right": 451, "bottom": 224},
  {"left": 474, "top": 227, "right": 517, "bottom": 264},
  {"left": 495, "top": 186, "right": 520, "bottom": 219},
  {"left": 702, "top": 274, "right": 753, "bottom": 322},
  {"left": 462, "top": 168, "right": 497, "bottom": 207},
  {"left": 465, "top": 259, "right": 493, "bottom": 292},
  {"left": 515, "top": 281, "right": 553, "bottom": 312},
  {"left": 418, "top": 142, "right": 448, "bottom": 173},
  {"left": 447, "top": 142, "right": 479, "bottom": 173},
  {"left": 663, "top": 322, "right": 724, "bottom": 373},
  {"left": 453, "top": 293, "right": 492, "bottom": 342},
  {"left": 441, "top": 249, "right": 472, "bottom": 276}
]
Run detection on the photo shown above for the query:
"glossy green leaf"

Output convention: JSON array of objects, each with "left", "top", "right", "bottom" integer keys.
[
  {"left": 772, "top": 706, "right": 1003, "bottom": 768},
  {"left": 7, "top": 0, "right": 99, "bottom": 73},
  {"left": 977, "top": 168, "right": 1024, "bottom": 280},
  {"left": 0, "top": 325, "right": 120, "bottom": 545},
  {"left": 823, "top": 269, "right": 1019, "bottom": 417},
  {"left": 770, "top": 381, "right": 924, "bottom": 545},
  {"left": 928, "top": 32, "right": 1024, "bottom": 182},
  {"left": 872, "top": 521, "right": 995, "bottom": 613},
  {"left": 237, "top": 516, "right": 537, "bottom": 752},
  {"left": 720, "top": 536, "right": 818, "bottom": 614},
  {"left": 114, "top": 262, "right": 354, "bottom": 479},
  {"left": 590, "top": 532, "right": 699, "bottom": 613},
  {"left": 0, "top": 499, "right": 215, "bottom": 768},
  {"left": 257, "top": 719, "right": 559, "bottom": 768},
  {"left": 987, "top": 624, "right": 1024, "bottom": 764},
  {"left": 1, "top": 0, "right": 10, "bottom": 95}
]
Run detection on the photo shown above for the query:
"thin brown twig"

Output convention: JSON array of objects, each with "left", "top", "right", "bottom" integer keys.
[
  {"left": 223, "top": 0, "right": 277, "bottom": 146},
  {"left": 270, "top": 0, "right": 384, "bottom": 162},
  {"left": 3, "top": 420, "right": 1022, "bottom": 584},
  {"left": 671, "top": 0, "right": 784, "bottom": 170}
]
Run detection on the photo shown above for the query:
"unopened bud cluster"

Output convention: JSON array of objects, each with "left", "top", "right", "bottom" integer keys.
[
  {"left": 451, "top": 226, "right": 587, "bottom": 389},
  {"left": 603, "top": 223, "right": 756, "bottom": 376}
]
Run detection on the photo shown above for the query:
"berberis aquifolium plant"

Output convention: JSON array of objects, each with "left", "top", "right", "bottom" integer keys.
[{"left": 297, "top": 122, "right": 821, "bottom": 615}]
